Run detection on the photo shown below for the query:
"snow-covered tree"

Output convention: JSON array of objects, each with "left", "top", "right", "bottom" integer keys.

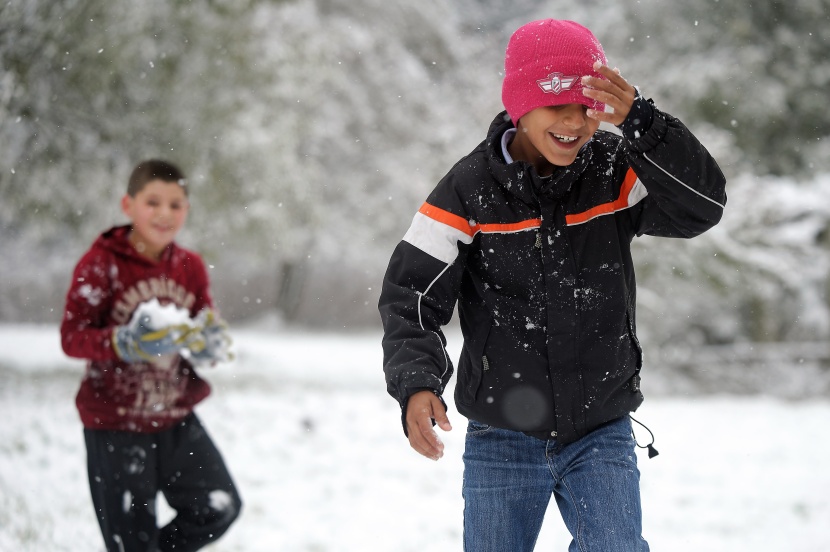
[{"left": 1, "top": 0, "right": 828, "bottom": 351}]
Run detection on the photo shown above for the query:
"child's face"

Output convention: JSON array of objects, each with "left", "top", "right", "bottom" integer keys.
[
  {"left": 121, "top": 179, "right": 189, "bottom": 260},
  {"left": 514, "top": 103, "right": 600, "bottom": 174}
]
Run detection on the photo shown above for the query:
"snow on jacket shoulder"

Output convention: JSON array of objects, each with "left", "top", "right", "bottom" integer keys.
[{"left": 379, "top": 110, "right": 726, "bottom": 445}]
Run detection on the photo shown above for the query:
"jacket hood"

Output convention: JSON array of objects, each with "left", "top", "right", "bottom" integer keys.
[{"left": 483, "top": 111, "right": 593, "bottom": 205}]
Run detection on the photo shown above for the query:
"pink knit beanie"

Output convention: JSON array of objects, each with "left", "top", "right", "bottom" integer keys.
[{"left": 502, "top": 19, "right": 607, "bottom": 125}]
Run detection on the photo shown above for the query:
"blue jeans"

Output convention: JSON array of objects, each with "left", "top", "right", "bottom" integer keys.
[{"left": 462, "top": 416, "right": 648, "bottom": 552}]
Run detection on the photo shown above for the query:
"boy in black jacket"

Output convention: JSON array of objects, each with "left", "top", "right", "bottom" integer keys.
[{"left": 379, "top": 19, "right": 726, "bottom": 551}]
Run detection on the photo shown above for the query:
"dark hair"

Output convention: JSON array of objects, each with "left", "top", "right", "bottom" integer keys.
[{"left": 127, "top": 159, "right": 188, "bottom": 197}]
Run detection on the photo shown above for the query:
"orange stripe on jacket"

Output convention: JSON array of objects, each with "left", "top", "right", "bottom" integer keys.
[
  {"left": 565, "top": 168, "right": 640, "bottom": 226},
  {"left": 418, "top": 203, "right": 476, "bottom": 236},
  {"left": 479, "top": 219, "right": 542, "bottom": 234},
  {"left": 419, "top": 203, "right": 541, "bottom": 236}
]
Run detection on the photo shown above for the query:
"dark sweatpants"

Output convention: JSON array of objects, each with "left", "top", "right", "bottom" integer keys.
[{"left": 84, "top": 413, "right": 242, "bottom": 552}]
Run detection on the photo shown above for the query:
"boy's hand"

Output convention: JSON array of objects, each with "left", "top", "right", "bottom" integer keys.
[
  {"left": 581, "top": 61, "right": 637, "bottom": 126},
  {"left": 185, "top": 309, "right": 234, "bottom": 366},
  {"left": 406, "top": 390, "right": 452, "bottom": 461},
  {"left": 112, "top": 315, "right": 191, "bottom": 362}
]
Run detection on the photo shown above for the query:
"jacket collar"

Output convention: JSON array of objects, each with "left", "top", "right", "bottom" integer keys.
[
  {"left": 484, "top": 111, "right": 593, "bottom": 204},
  {"left": 97, "top": 225, "right": 175, "bottom": 265}
]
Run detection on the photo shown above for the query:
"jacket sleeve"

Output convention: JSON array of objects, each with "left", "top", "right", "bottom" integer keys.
[
  {"left": 183, "top": 252, "right": 214, "bottom": 316},
  {"left": 625, "top": 108, "right": 727, "bottom": 238},
  {"left": 378, "top": 189, "right": 471, "bottom": 410},
  {"left": 60, "top": 249, "right": 119, "bottom": 362}
]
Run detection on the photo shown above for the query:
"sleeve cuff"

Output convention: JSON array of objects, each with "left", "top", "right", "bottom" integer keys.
[{"left": 618, "top": 88, "right": 655, "bottom": 140}]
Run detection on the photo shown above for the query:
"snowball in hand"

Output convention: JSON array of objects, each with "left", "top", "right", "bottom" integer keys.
[
  {"left": 124, "top": 300, "right": 233, "bottom": 366},
  {"left": 126, "top": 298, "right": 194, "bottom": 338}
]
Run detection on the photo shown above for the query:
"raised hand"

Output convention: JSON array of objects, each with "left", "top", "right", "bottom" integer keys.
[{"left": 581, "top": 61, "right": 638, "bottom": 126}]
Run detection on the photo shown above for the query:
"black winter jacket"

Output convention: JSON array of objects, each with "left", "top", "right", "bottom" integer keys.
[{"left": 379, "top": 109, "right": 726, "bottom": 445}]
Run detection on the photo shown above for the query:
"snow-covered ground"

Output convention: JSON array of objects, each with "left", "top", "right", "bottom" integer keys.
[{"left": 1, "top": 322, "right": 828, "bottom": 551}]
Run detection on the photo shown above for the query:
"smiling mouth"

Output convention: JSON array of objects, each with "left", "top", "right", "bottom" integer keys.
[{"left": 552, "top": 133, "right": 579, "bottom": 144}]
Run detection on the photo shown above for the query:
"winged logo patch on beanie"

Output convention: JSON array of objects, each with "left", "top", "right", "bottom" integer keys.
[{"left": 537, "top": 73, "right": 578, "bottom": 95}]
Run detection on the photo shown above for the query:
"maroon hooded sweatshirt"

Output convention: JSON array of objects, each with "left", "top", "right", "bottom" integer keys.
[{"left": 61, "top": 225, "right": 213, "bottom": 432}]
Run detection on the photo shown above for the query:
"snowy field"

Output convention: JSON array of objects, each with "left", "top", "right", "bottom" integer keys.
[{"left": 1, "top": 321, "right": 829, "bottom": 552}]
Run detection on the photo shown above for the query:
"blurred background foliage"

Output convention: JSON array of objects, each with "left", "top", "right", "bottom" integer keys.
[{"left": 1, "top": 0, "right": 829, "bottom": 353}]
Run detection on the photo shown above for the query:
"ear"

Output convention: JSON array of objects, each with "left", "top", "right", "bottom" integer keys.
[{"left": 120, "top": 194, "right": 132, "bottom": 217}]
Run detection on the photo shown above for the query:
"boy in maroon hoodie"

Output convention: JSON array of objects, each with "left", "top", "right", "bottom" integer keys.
[{"left": 61, "top": 159, "right": 241, "bottom": 552}]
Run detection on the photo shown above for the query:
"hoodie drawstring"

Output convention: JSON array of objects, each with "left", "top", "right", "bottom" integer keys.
[{"left": 629, "top": 415, "right": 659, "bottom": 459}]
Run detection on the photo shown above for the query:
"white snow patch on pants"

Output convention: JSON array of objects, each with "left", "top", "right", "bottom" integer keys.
[
  {"left": 112, "top": 533, "right": 125, "bottom": 552},
  {"left": 208, "top": 489, "right": 232, "bottom": 511}
]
